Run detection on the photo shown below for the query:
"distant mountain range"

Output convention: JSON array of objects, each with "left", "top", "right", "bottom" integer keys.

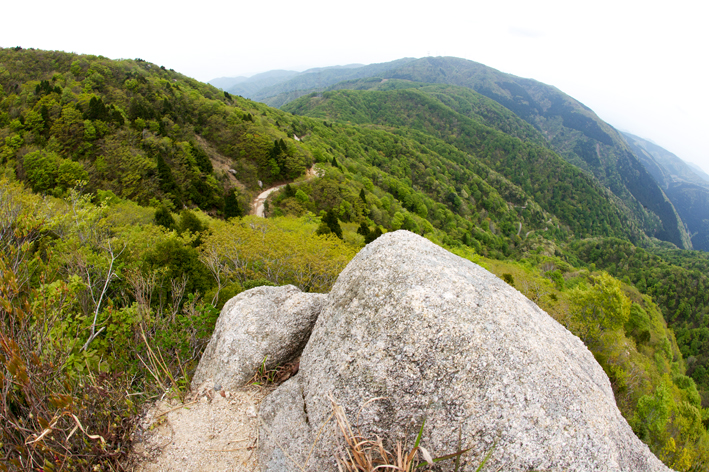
[
  {"left": 623, "top": 132, "right": 709, "bottom": 251},
  {"left": 211, "top": 56, "right": 699, "bottom": 250}
]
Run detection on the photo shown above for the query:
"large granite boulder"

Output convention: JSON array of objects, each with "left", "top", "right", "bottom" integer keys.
[
  {"left": 258, "top": 375, "right": 313, "bottom": 471},
  {"left": 259, "top": 231, "right": 670, "bottom": 471},
  {"left": 192, "top": 285, "right": 326, "bottom": 391}
]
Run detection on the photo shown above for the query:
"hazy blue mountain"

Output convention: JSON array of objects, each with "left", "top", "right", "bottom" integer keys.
[
  {"left": 208, "top": 76, "right": 249, "bottom": 90},
  {"left": 252, "top": 58, "right": 418, "bottom": 103},
  {"left": 221, "top": 69, "right": 301, "bottom": 98},
  {"left": 622, "top": 132, "right": 709, "bottom": 251},
  {"left": 301, "top": 63, "right": 365, "bottom": 73},
  {"left": 686, "top": 162, "right": 709, "bottom": 183},
  {"left": 623, "top": 132, "right": 709, "bottom": 188}
]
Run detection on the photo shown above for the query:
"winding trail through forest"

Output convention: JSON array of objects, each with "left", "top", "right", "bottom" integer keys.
[
  {"left": 250, "top": 167, "right": 320, "bottom": 217},
  {"left": 252, "top": 185, "right": 286, "bottom": 217}
]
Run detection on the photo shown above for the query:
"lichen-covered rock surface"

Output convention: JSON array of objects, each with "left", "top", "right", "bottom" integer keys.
[
  {"left": 258, "top": 376, "right": 313, "bottom": 472},
  {"left": 260, "top": 231, "right": 670, "bottom": 472},
  {"left": 191, "top": 285, "right": 326, "bottom": 391}
]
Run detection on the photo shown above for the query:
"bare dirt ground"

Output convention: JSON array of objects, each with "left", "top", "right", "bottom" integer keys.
[
  {"left": 252, "top": 185, "right": 286, "bottom": 217},
  {"left": 130, "top": 383, "right": 272, "bottom": 472},
  {"left": 194, "top": 136, "right": 246, "bottom": 190}
]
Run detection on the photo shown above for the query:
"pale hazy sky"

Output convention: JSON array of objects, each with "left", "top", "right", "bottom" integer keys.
[{"left": 2, "top": 0, "right": 707, "bottom": 174}]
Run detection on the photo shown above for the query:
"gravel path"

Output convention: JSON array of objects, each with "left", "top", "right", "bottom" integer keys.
[
  {"left": 250, "top": 167, "right": 321, "bottom": 217},
  {"left": 252, "top": 185, "right": 286, "bottom": 217}
]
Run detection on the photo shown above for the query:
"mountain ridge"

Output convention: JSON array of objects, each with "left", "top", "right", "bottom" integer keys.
[
  {"left": 3, "top": 47, "right": 709, "bottom": 470},
  {"left": 231, "top": 56, "right": 692, "bottom": 250},
  {"left": 623, "top": 132, "right": 709, "bottom": 251}
]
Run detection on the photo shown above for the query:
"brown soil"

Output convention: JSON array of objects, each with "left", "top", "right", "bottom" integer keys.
[{"left": 194, "top": 135, "right": 246, "bottom": 190}]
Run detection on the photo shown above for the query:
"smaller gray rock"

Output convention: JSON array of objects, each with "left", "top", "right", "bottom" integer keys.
[
  {"left": 191, "top": 285, "right": 326, "bottom": 391},
  {"left": 259, "top": 375, "right": 313, "bottom": 472}
]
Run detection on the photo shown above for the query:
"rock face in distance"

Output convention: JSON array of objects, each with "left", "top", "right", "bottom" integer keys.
[
  {"left": 191, "top": 285, "right": 326, "bottom": 391},
  {"left": 260, "top": 231, "right": 670, "bottom": 472}
]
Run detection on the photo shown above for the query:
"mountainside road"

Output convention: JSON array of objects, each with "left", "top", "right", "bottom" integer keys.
[
  {"left": 250, "top": 167, "right": 321, "bottom": 217},
  {"left": 251, "top": 185, "right": 286, "bottom": 217}
]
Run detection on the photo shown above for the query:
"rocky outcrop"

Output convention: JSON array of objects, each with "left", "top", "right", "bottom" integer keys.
[
  {"left": 191, "top": 285, "right": 326, "bottom": 391},
  {"left": 258, "top": 231, "right": 670, "bottom": 472},
  {"left": 258, "top": 376, "right": 313, "bottom": 472}
]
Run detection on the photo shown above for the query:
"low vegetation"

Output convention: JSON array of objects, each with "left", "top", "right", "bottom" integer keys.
[{"left": 2, "top": 48, "right": 709, "bottom": 470}]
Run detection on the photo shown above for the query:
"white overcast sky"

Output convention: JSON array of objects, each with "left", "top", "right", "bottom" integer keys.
[{"left": 2, "top": 0, "right": 707, "bottom": 174}]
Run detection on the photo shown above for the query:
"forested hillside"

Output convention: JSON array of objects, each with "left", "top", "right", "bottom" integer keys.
[
  {"left": 2, "top": 48, "right": 709, "bottom": 471},
  {"left": 284, "top": 87, "right": 644, "bottom": 243},
  {"left": 623, "top": 132, "right": 709, "bottom": 251},
  {"left": 215, "top": 56, "right": 690, "bottom": 250},
  {"left": 377, "top": 58, "right": 692, "bottom": 250}
]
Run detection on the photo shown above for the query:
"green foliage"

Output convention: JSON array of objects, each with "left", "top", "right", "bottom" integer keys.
[
  {"left": 0, "top": 48, "right": 312, "bottom": 212},
  {"left": 483, "top": 254, "right": 709, "bottom": 469},
  {"left": 295, "top": 188, "right": 309, "bottom": 203},
  {"left": 634, "top": 381, "right": 672, "bottom": 440},
  {"left": 198, "top": 216, "right": 356, "bottom": 294},
  {"left": 569, "top": 272, "right": 631, "bottom": 345},
  {"left": 179, "top": 209, "right": 206, "bottom": 234},
  {"left": 223, "top": 189, "right": 244, "bottom": 218},
  {"left": 318, "top": 208, "right": 343, "bottom": 239},
  {"left": 154, "top": 204, "right": 176, "bottom": 230},
  {"left": 4, "top": 48, "right": 709, "bottom": 470},
  {"left": 364, "top": 226, "right": 383, "bottom": 244},
  {"left": 284, "top": 87, "right": 646, "bottom": 245},
  {"left": 501, "top": 273, "right": 515, "bottom": 286},
  {"left": 144, "top": 237, "right": 214, "bottom": 297},
  {"left": 22, "top": 149, "right": 88, "bottom": 194},
  {"left": 573, "top": 238, "right": 709, "bottom": 396}
]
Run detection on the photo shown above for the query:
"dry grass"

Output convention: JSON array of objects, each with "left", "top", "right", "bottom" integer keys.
[
  {"left": 329, "top": 397, "right": 486, "bottom": 472},
  {"left": 248, "top": 356, "right": 300, "bottom": 387}
]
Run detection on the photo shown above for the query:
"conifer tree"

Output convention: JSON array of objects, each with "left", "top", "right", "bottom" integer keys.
[
  {"left": 156, "top": 154, "right": 182, "bottom": 207},
  {"left": 318, "top": 209, "right": 343, "bottom": 239},
  {"left": 364, "top": 226, "right": 383, "bottom": 244},
  {"left": 223, "top": 190, "right": 243, "bottom": 219},
  {"left": 154, "top": 204, "right": 176, "bottom": 230},
  {"left": 179, "top": 210, "right": 205, "bottom": 234},
  {"left": 357, "top": 222, "right": 371, "bottom": 238}
]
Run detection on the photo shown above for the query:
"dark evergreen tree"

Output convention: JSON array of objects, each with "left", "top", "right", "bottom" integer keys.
[
  {"left": 320, "top": 209, "right": 342, "bottom": 239},
  {"left": 315, "top": 221, "right": 332, "bottom": 236},
  {"left": 35, "top": 80, "right": 54, "bottom": 96},
  {"left": 128, "top": 96, "right": 155, "bottom": 121},
  {"left": 331, "top": 156, "right": 339, "bottom": 168},
  {"left": 39, "top": 105, "right": 50, "bottom": 132},
  {"left": 179, "top": 210, "right": 205, "bottom": 234},
  {"left": 84, "top": 97, "right": 109, "bottom": 121},
  {"left": 357, "top": 222, "right": 371, "bottom": 238},
  {"left": 156, "top": 154, "right": 182, "bottom": 207},
  {"left": 359, "top": 188, "right": 367, "bottom": 203},
  {"left": 179, "top": 209, "right": 206, "bottom": 246},
  {"left": 364, "top": 226, "right": 383, "bottom": 244},
  {"left": 224, "top": 190, "right": 243, "bottom": 219},
  {"left": 191, "top": 143, "right": 213, "bottom": 173},
  {"left": 144, "top": 238, "right": 214, "bottom": 298},
  {"left": 108, "top": 105, "right": 125, "bottom": 126},
  {"left": 154, "top": 204, "right": 176, "bottom": 230}
]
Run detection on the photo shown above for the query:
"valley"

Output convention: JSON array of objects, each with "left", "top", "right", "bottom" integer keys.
[{"left": 1, "top": 47, "right": 709, "bottom": 471}]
